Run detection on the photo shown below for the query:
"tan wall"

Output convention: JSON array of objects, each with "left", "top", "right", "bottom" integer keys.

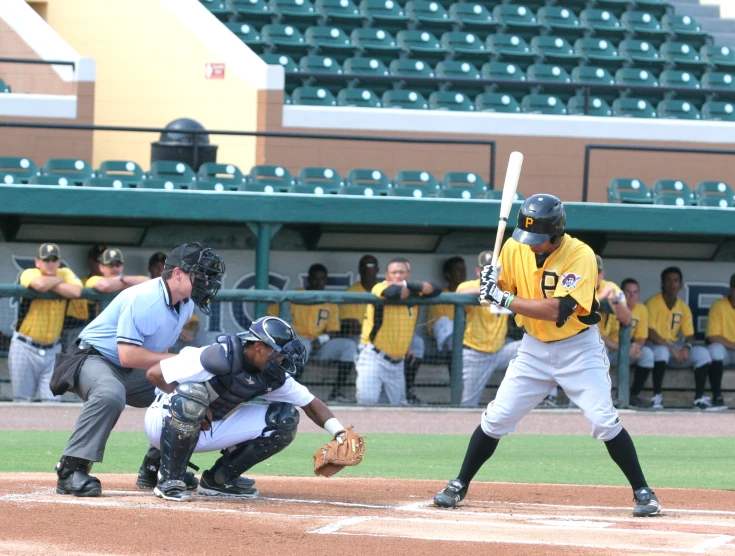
[{"left": 44, "top": 0, "right": 261, "bottom": 172}]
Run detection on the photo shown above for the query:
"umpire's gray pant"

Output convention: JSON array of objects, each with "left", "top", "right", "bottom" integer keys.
[
  {"left": 8, "top": 332, "right": 61, "bottom": 402},
  {"left": 62, "top": 354, "right": 156, "bottom": 462}
]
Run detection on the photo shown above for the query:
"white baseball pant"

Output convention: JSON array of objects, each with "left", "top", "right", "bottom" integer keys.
[
  {"left": 8, "top": 332, "right": 61, "bottom": 402},
  {"left": 650, "top": 343, "right": 712, "bottom": 368},
  {"left": 607, "top": 345, "right": 654, "bottom": 369},
  {"left": 355, "top": 344, "right": 406, "bottom": 405},
  {"left": 303, "top": 337, "right": 356, "bottom": 363},
  {"left": 708, "top": 343, "right": 735, "bottom": 365},
  {"left": 432, "top": 316, "right": 454, "bottom": 352},
  {"left": 461, "top": 340, "right": 521, "bottom": 407}
]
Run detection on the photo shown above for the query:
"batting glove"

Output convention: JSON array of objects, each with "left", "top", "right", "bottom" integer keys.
[
  {"left": 480, "top": 281, "right": 514, "bottom": 309},
  {"left": 480, "top": 264, "right": 502, "bottom": 285}
]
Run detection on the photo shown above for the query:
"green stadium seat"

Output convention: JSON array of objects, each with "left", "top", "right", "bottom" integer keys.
[
  {"left": 660, "top": 42, "right": 708, "bottom": 76},
  {"left": 298, "top": 55, "right": 344, "bottom": 93},
  {"left": 148, "top": 161, "right": 197, "bottom": 186},
  {"left": 225, "top": 23, "right": 266, "bottom": 53},
  {"left": 316, "top": 0, "right": 363, "bottom": 32},
  {"left": 658, "top": 70, "right": 702, "bottom": 105},
  {"left": 137, "top": 179, "right": 189, "bottom": 190},
  {"left": 441, "top": 32, "right": 488, "bottom": 65},
  {"left": 614, "top": 68, "right": 661, "bottom": 105},
  {"left": 632, "top": 0, "right": 673, "bottom": 20},
  {"left": 291, "top": 86, "right": 338, "bottom": 105},
  {"left": 336, "top": 87, "right": 382, "bottom": 107},
  {"left": 449, "top": 3, "right": 499, "bottom": 35},
  {"left": 0, "top": 157, "right": 39, "bottom": 184},
  {"left": 571, "top": 66, "right": 616, "bottom": 103},
  {"left": 271, "top": 0, "right": 321, "bottom": 30},
  {"left": 701, "top": 101, "right": 735, "bottom": 121},
  {"left": 435, "top": 61, "right": 482, "bottom": 96},
  {"left": 200, "top": 0, "right": 232, "bottom": 21},
  {"left": 656, "top": 99, "right": 701, "bottom": 120},
  {"left": 294, "top": 166, "right": 343, "bottom": 194},
  {"left": 493, "top": 5, "right": 543, "bottom": 41},
  {"left": 695, "top": 181, "right": 735, "bottom": 208},
  {"left": 30, "top": 175, "right": 80, "bottom": 186},
  {"left": 391, "top": 170, "right": 441, "bottom": 197},
  {"left": 487, "top": 34, "right": 536, "bottom": 68},
  {"left": 388, "top": 59, "right": 435, "bottom": 97},
  {"left": 343, "top": 57, "right": 391, "bottom": 94},
  {"left": 618, "top": 39, "right": 666, "bottom": 71},
  {"left": 284, "top": 91, "right": 292, "bottom": 104},
  {"left": 536, "top": 7, "right": 584, "bottom": 42},
  {"left": 192, "top": 180, "right": 242, "bottom": 192},
  {"left": 438, "top": 171, "right": 488, "bottom": 199},
  {"left": 593, "top": 0, "right": 630, "bottom": 17},
  {"left": 526, "top": 64, "right": 573, "bottom": 101},
  {"left": 574, "top": 38, "right": 625, "bottom": 71},
  {"left": 0, "top": 79, "right": 10, "bottom": 93},
  {"left": 486, "top": 189, "right": 525, "bottom": 201},
  {"left": 341, "top": 168, "right": 392, "bottom": 195},
  {"left": 475, "top": 92, "right": 522, "bottom": 113},
  {"left": 262, "top": 25, "right": 308, "bottom": 56},
  {"left": 360, "top": 0, "right": 409, "bottom": 32},
  {"left": 654, "top": 192, "right": 691, "bottom": 206},
  {"left": 428, "top": 90, "right": 474, "bottom": 111},
  {"left": 580, "top": 9, "right": 625, "bottom": 41},
  {"left": 397, "top": 30, "right": 447, "bottom": 63},
  {"left": 248, "top": 165, "right": 296, "bottom": 192},
  {"left": 382, "top": 89, "right": 429, "bottom": 109},
  {"left": 530, "top": 36, "right": 580, "bottom": 72},
  {"left": 652, "top": 179, "right": 695, "bottom": 205},
  {"left": 305, "top": 26, "right": 354, "bottom": 61},
  {"left": 607, "top": 178, "right": 653, "bottom": 204},
  {"left": 621, "top": 11, "right": 671, "bottom": 48},
  {"left": 43, "top": 158, "right": 93, "bottom": 186},
  {"left": 612, "top": 98, "right": 657, "bottom": 118},
  {"left": 351, "top": 29, "right": 401, "bottom": 63},
  {"left": 97, "top": 160, "right": 145, "bottom": 187},
  {"left": 662, "top": 14, "right": 709, "bottom": 49},
  {"left": 261, "top": 54, "right": 301, "bottom": 91},
  {"left": 232, "top": 0, "right": 274, "bottom": 26},
  {"left": 521, "top": 93, "right": 567, "bottom": 115},
  {"left": 701, "top": 71, "right": 735, "bottom": 101},
  {"left": 701, "top": 45, "right": 735, "bottom": 73},
  {"left": 481, "top": 62, "right": 527, "bottom": 99},
  {"left": 197, "top": 163, "right": 248, "bottom": 190},
  {"left": 83, "top": 177, "right": 131, "bottom": 188},
  {"left": 567, "top": 95, "right": 613, "bottom": 116},
  {"left": 405, "top": 1, "right": 453, "bottom": 35}
]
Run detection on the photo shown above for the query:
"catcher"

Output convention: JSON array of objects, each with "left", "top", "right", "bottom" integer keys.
[{"left": 143, "top": 316, "right": 366, "bottom": 502}]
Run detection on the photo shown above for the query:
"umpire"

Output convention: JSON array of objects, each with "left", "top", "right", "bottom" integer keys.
[{"left": 53, "top": 243, "right": 225, "bottom": 497}]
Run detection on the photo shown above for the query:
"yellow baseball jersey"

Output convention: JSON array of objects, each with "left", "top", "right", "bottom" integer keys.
[
  {"left": 459, "top": 279, "right": 509, "bottom": 353},
  {"left": 18, "top": 267, "right": 83, "bottom": 343},
  {"left": 497, "top": 235, "right": 599, "bottom": 342},
  {"left": 603, "top": 302, "right": 649, "bottom": 342},
  {"left": 267, "top": 288, "right": 340, "bottom": 339},
  {"left": 340, "top": 282, "right": 369, "bottom": 323},
  {"left": 427, "top": 287, "right": 454, "bottom": 336},
  {"left": 361, "top": 281, "right": 419, "bottom": 358},
  {"left": 597, "top": 279, "right": 624, "bottom": 332},
  {"left": 706, "top": 296, "right": 735, "bottom": 343},
  {"left": 646, "top": 293, "right": 694, "bottom": 342}
]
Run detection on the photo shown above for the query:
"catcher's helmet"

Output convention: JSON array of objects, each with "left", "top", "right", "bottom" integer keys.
[
  {"left": 238, "top": 316, "right": 307, "bottom": 383},
  {"left": 164, "top": 243, "right": 225, "bottom": 315},
  {"left": 512, "top": 194, "right": 566, "bottom": 246}
]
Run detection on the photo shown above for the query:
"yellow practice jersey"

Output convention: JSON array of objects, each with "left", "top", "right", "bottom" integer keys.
[
  {"left": 706, "top": 296, "right": 735, "bottom": 344},
  {"left": 340, "top": 282, "right": 369, "bottom": 324},
  {"left": 361, "top": 281, "right": 419, "bottom": 359},
  {"left": 18, "top": 267, "right": 83, "bottom": 343},
  {"left": 267, "top": 288, "right": 340, "bottom": 339},
  {"left": 498, "top": 235, "right": 599, "bottom": 342},
  {"left": 459, "top": 279, "right": 509, "bottom": 353},
  {"left": 646, "top": 293, "right": 694, "bottom": 342},
  {"left": 597, "top": 279, "right": 624, "bottom": 332},
  {"left": 603, "top": 302, "right": 649, "bottom": 343},
  {"left": 427, "top": 287, "right": 454, "bottom": 336}
]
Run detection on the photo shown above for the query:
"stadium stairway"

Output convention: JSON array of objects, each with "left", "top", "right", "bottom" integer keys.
[{"left": 670, "top": 0, "right": 735, "bottom": 48}]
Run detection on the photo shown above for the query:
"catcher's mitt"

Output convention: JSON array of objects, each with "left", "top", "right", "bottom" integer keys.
[{"left": 313, "top": 426, "right": 366, "bottom": 477}]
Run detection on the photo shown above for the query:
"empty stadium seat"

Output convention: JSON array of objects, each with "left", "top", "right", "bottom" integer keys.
[
  {"left": 406, "top": 1, "right": 453, "bottom": 35},
  {"left": 567, "top": 95, "right": 612, "bottom": 116},
  {"left": 232, "top": 0, "right": 274, "bottom": 26},
  {"left": 607, "top": 178, "right": 653, "bottom": 204},
  {"left": 0, "top": 79, "right": 10, "bottom": 93},
  {"left": 701, "top": 71, "right": 735, "bottom": 101},
  {"left": 612, "top": 98, "right": 657, "bottom": 118},
  {"left": 662, "top": 14, "right": 710, "bottom": 49},
  {"left": 621, "top": 11, "right": 670, "bottom": 48},
  {"left": 632, "top": 0, "right": 671, "bottom": 19},
  {"left": 298, "top": 55, "right": 344, "bottom": 92},
  {"left": 351, "top": 28, "right": 401, "bottom": 62},
  {"left": 655, "top": 192, "right": 690, "bottom": 206},
  {"left": 571, "top": 66, "right": 616, "bottom": 103},
  {"left": 83, "top": 177, "right": 130, "bottom": 188},
  {"left": 271, "top": 0, "right": 321, "bottom": 30},
  {"left": 382, "top": 89, "right": 429, "bottom": 109},
  {"left": 593, "top": 0, "right": 629, "bottom": 17},
  {"left": 337, "top": 87, "right": 382, "bottom": 107},
  {"left": 438, "top": 171, "right": 488, "bottom": 198},
  {"left": 148, "top": 161, "right": 197, "bottom": 186},
  {"left": 658, "top": 70, "right": 702, "bottom": 105},
  {"left": 397, "top": 30, "right": 447, "bottom": 63},
  {"left": 360, "top": 0, "right": 409, "bottom": 32},
  {"left": 580, "top": 9, "right": 625, "bottom": 41},
  {"left": 615, "top": 68, "right": 661, "bottom": 105},
  {"left": 248, "top": 165, "right": 296, "bottom": 192},
  {"left": 200, "top": 0, "right": 232, "bottom": 21},
  {"left": 530, "top": 36, "right": 580, "bottom": 72},
  {"left": 521, "top": 93, "right": 567, "bottom": 115},
  {"left": 137, "top": 179, "right": 189, "bottom": 190},
  {"left": 618, "top": 40, "right": 666, "bottom": 71},
  {"left": 197, "top": 163, "right": 248, "bottom": 190},
  {"left": 487, "top": 34, "right": 535, "bottom": 67},
  {"left": 0, "top": 157, "right": 39, "bottom": 184},
  {"left": 695, "top": 181, "right": 735, "bottom": 208},
  {"left": 292, "top": 86, "right": 338, "bottom": 105},
  {"left": 657, "top": 99, "right": 701, "bottom": 120},
  {"left": 343, "top": 57, "right": 391, "bottom": 93},
  {"left": 305, "top": 26, "right": 354, "bottom": 61},
  {"left": 435, "top": 61, "right": 482, "bottom": 96},
  {"left": 536, "top": 7, "right": 584, "bottom": 41},
  {"left": 294, "top": 166, "right": 343, "bottom": 193},
  {"left": 526, "top": 64, "right": 573, "bottom": 101},
  {"left": 391, "top": 170, "right": 441, "bottom": 197},
  {"left": 192, "top": 180, "right": 241, "bottom": 192},
  {"left": 574, "top": 38, "right": 625, "bottom": 71},
  {"left": 428, "top": 90, "right": 474, "bottom": 111},
  {"left": 97, "top": 160, "right": 145, "bottom": 187},
  {"left": 43, "top": 158, "right": 93, "bottom": 186},
  {"left": 449, "top": 3, "right": 498, "bottom": 35},
  {"left": 482, "top": 62, "right": 528, "bottom": 99},
  {"left": 225, "top": 22, "right": 266, "bottom": 53},
  {"left": 486, "top": 189, "right": 524, "bottom": 201},
  {"left": 263, "top": 24, "right": 308, "bottom": 55},
  {"left": 701, "top": 101, "right": 735, "bottom": 121},
  {"left": 701, "top": 45, "right": 735, "bottom": 73},
  {"left": 388, "top": 59, "right": 435, "bottom": 96},
  {"left": 660, "top": 42, "right": 708, "bottom": 76},
  {"left": 341, "top": 168, "right": 393, "bottom": 195},
  {"left": 30, "top": 175, "right": 79, "bottom": 186},
  {"left": 261, "top": 54, "right": 301, "bottom": 90},
  {"left": 441, "top": 32, "right": 488, "bottom": 64},
  {"left": 652, "top": 179, "right": 695, "bottom": 205},
  {"left": 493, "top": 5, "right": 542, "bottom": 41},
  {"left": 316, "top": 0, "right": 363, "bottom": 32},
  {"left": 474, "top": 92, "right": 522, "bottom": 113}
]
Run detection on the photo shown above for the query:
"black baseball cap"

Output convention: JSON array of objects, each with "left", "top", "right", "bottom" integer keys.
[
  {"left": 477, "top": 250, "right": 493, "bottom": 268},
  {"left": 38, "top": 243, "right": 60, "bottom": 260},
  {"left": 164, "top": 243, "right": 208, "bottom": 272},
  {"left": 730, "top": 274, "right": 735, "bottom": 288},
  {"left": 100, "top": 248, "right": 124, "bottom": 265},
  {"left": 148, "top": 251, "right": 167, "bottom": 268},
  {"left": 87, "top": 244, "right": 107, "bottom": 261},
  {"left": 595, "top": 254, "right": 604, "bottom": 272}
]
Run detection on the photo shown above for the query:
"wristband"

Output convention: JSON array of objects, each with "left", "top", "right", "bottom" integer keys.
[
  {"left": 323, "top": 417, "right": 344, "bottom": 436},
  {"left": 405, "top": 280, "right": 424, "bottom": 293},
  {"left": 118, "top": 274, "right": 126, "bottom": 283},
  {"left": 682, "top": 342, "right": 693, "bottom": 351},
  {"left": 317, "top": 333, "right": 330, "bottom": 346},
  {"left": 504, "top": 293, "right": 515, "bottom": 308}
]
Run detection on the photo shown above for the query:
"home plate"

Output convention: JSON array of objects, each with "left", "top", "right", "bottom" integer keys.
[{"left": 526, "top": 519, "right": 614, "bottom": 528}]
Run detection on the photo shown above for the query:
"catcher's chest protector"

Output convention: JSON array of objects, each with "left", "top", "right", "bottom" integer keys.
[{"left": 209, "top": 361, "right": 286, "bottom": 420}]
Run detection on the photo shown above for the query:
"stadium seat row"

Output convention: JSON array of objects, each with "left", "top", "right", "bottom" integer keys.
[{"left": 609, "top": 178, "right": 735, "bottom": 207}]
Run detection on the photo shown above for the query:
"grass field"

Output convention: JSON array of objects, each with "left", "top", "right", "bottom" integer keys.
[{"left": 2, "top": 431, "right": 732, "bottom": 489}]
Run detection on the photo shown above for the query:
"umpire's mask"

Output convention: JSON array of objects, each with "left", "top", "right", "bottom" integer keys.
[{"left": 165, "top": 243, "right": 225, "bottom": 315}]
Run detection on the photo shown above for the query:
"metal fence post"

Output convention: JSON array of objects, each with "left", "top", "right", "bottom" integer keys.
[
  {"left": 616, "top": 324, "right": 632, "bottom": 408},
  {"left": 254, "top": 222, "right": 272, "bottom": 319},
  {"left": 450, "top": 304, "right": 466, "bottom": 406}
]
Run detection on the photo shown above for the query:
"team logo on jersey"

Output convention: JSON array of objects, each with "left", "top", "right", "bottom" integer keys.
[{"left": 560, "top": 272, "right": 582, "bottom": 289}]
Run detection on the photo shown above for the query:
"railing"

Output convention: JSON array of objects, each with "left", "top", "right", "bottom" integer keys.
[{"left": 0, "top": 58, "right": 77, "bottom": 69}]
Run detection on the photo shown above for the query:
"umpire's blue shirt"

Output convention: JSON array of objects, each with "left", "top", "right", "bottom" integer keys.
[{"left": 79, "top": 277, "right": 194, "bottom": 367}]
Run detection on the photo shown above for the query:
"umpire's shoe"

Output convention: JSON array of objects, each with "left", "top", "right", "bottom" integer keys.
[
  {"left": 197, "top": 470, "right": 259, "bottom": 498},
  {"left": 56, "top": 456, "right": 102, "bottom": 497},
  {"left": 136, "top": 464, "right": 199, "bottom": 491},
  {"left": 433, "top": 479, "right": 467, "bottom": 508},
  {"left": 154, "top": 479, "right": 192, "bottom": 502},
  {"left": 633, "top": 487, "right": 661, "bottom": 517}
]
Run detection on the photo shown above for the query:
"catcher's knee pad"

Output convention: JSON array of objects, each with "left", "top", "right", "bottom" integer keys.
[
  {"left": 211, "top": 403, "right": 299, "bottom": 484},
  {"left": 160, "top": 382, "right": 209, "bottom": 481}
]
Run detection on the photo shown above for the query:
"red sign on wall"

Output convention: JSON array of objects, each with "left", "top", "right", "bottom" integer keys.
[{"left": 205, "top": 63, "right": 225, "bottom": 79}]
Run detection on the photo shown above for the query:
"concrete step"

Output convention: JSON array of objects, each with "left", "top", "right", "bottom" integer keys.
[
  {"left": 669, "top": 3, "right": 721, "bottom": 18},
  {"left": 697, "top": 17, "right": 735, "bottom": 33},
  {"left": 710, "top": 32, "right": 735, "bottom": 48}
]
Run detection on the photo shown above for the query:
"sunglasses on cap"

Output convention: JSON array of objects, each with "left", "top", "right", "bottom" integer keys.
[
  {"left": 104, "top": 261, "right": 124, "bottom": 268},
  {"left": 41, "top": 256, "right": 60, "bottom": 263}
]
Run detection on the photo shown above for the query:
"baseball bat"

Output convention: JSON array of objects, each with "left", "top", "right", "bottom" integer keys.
[{"left": 480, "top": 151, "right": 524, "bottom": 307}]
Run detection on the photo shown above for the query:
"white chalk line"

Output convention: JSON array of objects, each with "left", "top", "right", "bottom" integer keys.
[
  {"left": 692, "top": 536, "right": 735, "bottom": 554},
  {"left": 308, "top": 516, "right": 373, "bottom": 534}
]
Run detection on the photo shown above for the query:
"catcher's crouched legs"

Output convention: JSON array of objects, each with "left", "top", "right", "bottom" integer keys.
[
  {"left": 136, "top": 444, "right": 199, "bottom": 491},
  {"left": 198, "top": 402, "right": 299, "bottom": 498}
]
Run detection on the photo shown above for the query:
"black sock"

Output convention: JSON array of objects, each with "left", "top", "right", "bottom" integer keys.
[
  {"left": 651, "top": 361, "right": 666, "bottom": 395},
  {"left": 630, "top": 365, "right": 651, "bottom": 397},
  {"left": 336, "top": 362, "right": 352, "bottom": 391},
  {"left": 457, "top": 425, "right": 500, "bottom": 485},
  {"left": 694, "top": 365, "right": 709, "bottom": 399},
  {"left": 404, "top": 358, "right": 422, "bottom": 391},
  {"left": 605, "top": 428, "right": 648, "bottom": 492},
  {"left": 709, "top": 361, "right": 724, "bottom": 399}
]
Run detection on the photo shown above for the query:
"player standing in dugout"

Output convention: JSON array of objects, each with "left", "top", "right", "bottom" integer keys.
[{"left": 434, "top": 194, "right": 660, "bottom": 517}]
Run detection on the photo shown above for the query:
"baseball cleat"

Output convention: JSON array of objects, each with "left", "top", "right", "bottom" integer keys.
[
  {"left": 650, "top": 394, "right": 664, "bottom": 410},
  {"left": 137, "top": 466, "right": 199, "bottom": 491},
  {"left": 633, "top": 487, "right": 661, "bottom": 517},
  {"left": 154, "top": 479, "right": 192, "bottom": 502},
  {"left": 434, "top": 479, "right": 467, "bottom": 508},
  {"left": 197, "top": 470, "right": 259, "bottom": 498},
  {"left": 693, "top": 396, "right": 712, "bottom": 410},
  {"left": 706, "top": 396, "right": 728, "bottom": 412},
  {"left": 55, "top": 457, "right": 102, "bottom": 497}
]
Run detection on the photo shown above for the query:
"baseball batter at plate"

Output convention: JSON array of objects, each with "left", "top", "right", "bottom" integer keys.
[{"left": 434, "top": 194, "right": 660, "bottom": 517}]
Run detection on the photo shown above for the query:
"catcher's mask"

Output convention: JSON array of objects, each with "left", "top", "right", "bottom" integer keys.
[
  {"left": 238, "top": 316, "right": 307, "bottom": 382},
  {"left": 164, "top": 243, "right": 225, "bottom": 315},
  {"left": 512, "top": 193, "right": 566, "bottom": 246}
]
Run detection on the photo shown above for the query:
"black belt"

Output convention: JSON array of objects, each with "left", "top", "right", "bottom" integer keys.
[
  {"left": 15, "top": 334, "right": 60, "bottom": 350},
  {"left": 544, "top": 327, "right": 589, "bottom": 344},
  {"left": 371, "top": 345, "right": 403, "bottom": 364}
]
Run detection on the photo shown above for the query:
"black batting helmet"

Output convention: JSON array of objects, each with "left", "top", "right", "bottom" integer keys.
[{"left": 512, "top": 194, "right": 566, "bottom": 246}]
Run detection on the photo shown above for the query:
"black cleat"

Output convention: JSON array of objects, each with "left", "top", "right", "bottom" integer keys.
[
  {"left": 197, "top": 470, "right": 259, "bottom": 498},
  {"left": 56, "top": 457, "right": 101, "bottom": 497},
  {"left": 136, "top": 464, "right": 198, "bottom": 491},
  {"left": 154, "top": 479, "right": 192, "bottom": 502},
  {"left": 434, "top": 479, "right": 467, "bottom": 508},
  {"left": 633, "top": 487, "right": 661, "bottom": 517}
]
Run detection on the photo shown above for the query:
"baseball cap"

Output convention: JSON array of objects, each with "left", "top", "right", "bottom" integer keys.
[
  {"left": 477, "top": 250, "right": 493, "bottom": 268},
  {"left": 164, "top": 243, "right": 208, "bottom": 272},
  {"left": 38, "top": 243, "right": 61, "bottom": 260},
  {"left": 148, "top": 251, "right": 167, "bottom": 268},
  {"left": 730, "top": 274, "right": 735, "bottom": 288},
  {"left": 595, "top": 254, "right": 604, "bottom": 272},
  {"left": 100, "top": 248, "right": 124, "bottom": 266},
  {"left": 87, "top": 244, "right": 107, "bottom": 261}
]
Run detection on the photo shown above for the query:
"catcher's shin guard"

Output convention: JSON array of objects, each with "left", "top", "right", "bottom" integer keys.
[
  {"left": 211, "top": 402, "right": 299, "bottom": 484},
  {"left": 159, "top": 382, "right": 209, "bottom": 483}
]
